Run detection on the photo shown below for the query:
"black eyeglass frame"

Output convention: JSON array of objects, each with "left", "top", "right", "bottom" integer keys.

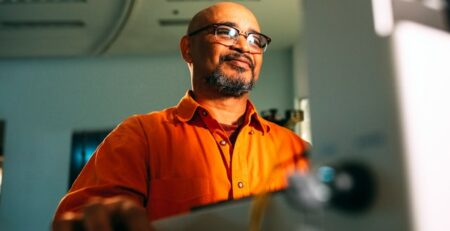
[{"left": 187, "top": 23, "right": 272, "bottom": 53}]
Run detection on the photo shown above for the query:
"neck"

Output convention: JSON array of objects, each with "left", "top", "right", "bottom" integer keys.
[{"left": 192, "top": 90, "right": 249, "bottom": 125}]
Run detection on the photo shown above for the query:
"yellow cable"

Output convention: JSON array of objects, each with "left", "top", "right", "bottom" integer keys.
[{"left": 249, "top": 192, "right": 270, "bottom": 231}]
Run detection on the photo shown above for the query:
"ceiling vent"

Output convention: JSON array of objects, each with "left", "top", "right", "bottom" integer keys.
[
  {"left": 0, "top": 0, "right": 134, "bottom": 57},
  {"left": 158, "top": 19, "right": 191, "bottom": 27}
]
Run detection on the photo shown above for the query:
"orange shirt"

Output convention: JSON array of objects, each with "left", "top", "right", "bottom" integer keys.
[{"left": 54, "top": 91, "right": 308, "bottom": 221}]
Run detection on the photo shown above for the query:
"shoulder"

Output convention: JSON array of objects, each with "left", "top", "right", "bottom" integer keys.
[
  {"left": 98, "top": 107, "right": 178, "bottom": 150},
  {"left": 260, "top": 117, "right": 309, "bottom": 150},
  {"left": 122, "top": 106, "right": 178, "bottom": 125},
  {"left": 111, "top": 106, "right": 180, "bottom": 139},
  {"left": 261, "top": 117, "right": 301, "bottom": 139}
]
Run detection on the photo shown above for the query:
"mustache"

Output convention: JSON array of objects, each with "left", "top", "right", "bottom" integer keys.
[{"left": 220, "top": 53, "right": 254, "bottom": 69}]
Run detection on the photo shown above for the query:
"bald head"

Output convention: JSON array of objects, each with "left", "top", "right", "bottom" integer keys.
[
  {"left": 187, "top": 2, "right": 261, "bottom": 34},
  {"left": 180, "top": 2, "right": 266, "bottom": 99}
]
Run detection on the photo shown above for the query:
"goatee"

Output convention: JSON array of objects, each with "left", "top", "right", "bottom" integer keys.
[{"left": 205, "top": 54, "right": 255, "bottom": 97}]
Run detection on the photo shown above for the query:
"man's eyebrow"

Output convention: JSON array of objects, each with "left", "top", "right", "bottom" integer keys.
[
  {"left": 217, "top": 21, "right": 237, "bottom": 27},
  {"left": 217, "top": 21, "right": 260, "bottom": 34}
]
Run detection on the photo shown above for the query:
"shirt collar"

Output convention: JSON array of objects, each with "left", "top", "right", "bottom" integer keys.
[
  {"left": 174, "top": 91, "right": 270, "bottom": 134},
  {"left": 243, "top": 100, "right": 271, "bottom": 134},
  {"left": 174, "top": 91, "right": 201, "bottom": 122}
]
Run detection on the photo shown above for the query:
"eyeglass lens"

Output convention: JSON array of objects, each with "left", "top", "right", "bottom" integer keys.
[{"left": 215, "top": 25, "right": 267, "bottom": 53}]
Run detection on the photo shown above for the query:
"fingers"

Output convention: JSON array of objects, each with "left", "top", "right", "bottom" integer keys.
[
  {"left": 121, "top": 202, "right": 152, "bottom": 231},
  {"left": 83, "top": 199, "right": 113, "bottom": 231},
  {"left": 105, "top": 198, "right": 150, "bottom": 231},
  {"left": 52, "top": 212, "right": 84, "bottom": 231},
  {"left": 53, "top": 197, "right": 152, "bottom": 231}
]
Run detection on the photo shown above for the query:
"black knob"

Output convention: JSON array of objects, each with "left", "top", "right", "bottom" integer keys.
[{"left": 318, "top": 162, "right": 376, "bottom": 213}]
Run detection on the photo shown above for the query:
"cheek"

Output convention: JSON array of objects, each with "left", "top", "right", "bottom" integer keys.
[{"left": 193, "top": 45, "right": 221, "bottom": 69}]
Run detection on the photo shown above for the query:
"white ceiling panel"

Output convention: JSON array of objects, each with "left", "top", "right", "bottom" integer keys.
[{"left": 0, "top": 0, "right": 302, "bottom": 57}]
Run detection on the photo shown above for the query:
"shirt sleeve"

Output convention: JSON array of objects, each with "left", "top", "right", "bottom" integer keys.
[
  {"left": 54, "top": 115, "right": 150, "bottom": 218},
  {"left": 295, "top": 136, "right": 310, "bottom": 174}
]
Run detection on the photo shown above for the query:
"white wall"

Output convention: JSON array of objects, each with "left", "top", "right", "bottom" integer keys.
[
  {"left": 0, "top": 49, "right": 294, "bottom": 231},
  {"left": 303, "top": 0, "right": 410, "bottom": 230},
  {"left": 293, "top": 40, "right": 309, "bottom": 99}
]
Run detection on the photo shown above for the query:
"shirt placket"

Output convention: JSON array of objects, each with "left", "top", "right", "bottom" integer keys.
[
  {"left": 198, "top": 108, "right": 254, "bottom": 198},
  {"left": 198, "top": 108, "right": 232, "bottom": 171},
  {"left": 230, "top": 126, "right": 252, "bottom": 198}
]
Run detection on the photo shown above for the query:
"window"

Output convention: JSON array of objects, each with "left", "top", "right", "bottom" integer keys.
[
  {"left": 69, "top": 129, "right": 111, "bottom": 189},
  {"left": 295, "top": 98, "right": 312, "bottom": 144}
]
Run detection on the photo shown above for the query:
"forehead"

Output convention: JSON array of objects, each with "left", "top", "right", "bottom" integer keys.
[{"left": 199, "top": 4, "right": 261, "bottom": 32}]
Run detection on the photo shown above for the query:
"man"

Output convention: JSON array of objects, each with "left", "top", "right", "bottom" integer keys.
[{"left": 53, "top": 2, "right": 308, "bottom": 230}]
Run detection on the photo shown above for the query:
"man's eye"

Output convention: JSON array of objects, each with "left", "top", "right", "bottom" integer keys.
[
  {"left": 248, "top": 35, "right": 262, "bottom": 46},
  {"left": 216, "top": 27, "right": 236, "bottom": 37}
]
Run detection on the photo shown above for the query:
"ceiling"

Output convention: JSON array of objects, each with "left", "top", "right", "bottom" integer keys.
[{"left": 0, "top": 0, "right": 302, "bottom": 58}]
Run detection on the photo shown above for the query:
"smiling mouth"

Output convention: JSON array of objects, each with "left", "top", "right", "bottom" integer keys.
[
  {"left": 221, "top": 54, "right": 254, "bottom": 71},
  {"left": 228, "top": 59, "right": 251, "bottom": 70}
]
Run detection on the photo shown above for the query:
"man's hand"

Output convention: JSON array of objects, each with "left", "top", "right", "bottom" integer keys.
[{"left": 52, "top": 197, "right": 154, "bottom": 231}]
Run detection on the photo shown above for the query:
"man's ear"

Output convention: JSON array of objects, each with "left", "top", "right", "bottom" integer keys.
[{"left": 180, "top": 36, "right": 192, "bottom": 63}]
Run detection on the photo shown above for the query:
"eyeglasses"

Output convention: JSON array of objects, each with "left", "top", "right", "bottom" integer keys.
[{"left": 188, "top": 23, "right": 272, "bottom": 54}]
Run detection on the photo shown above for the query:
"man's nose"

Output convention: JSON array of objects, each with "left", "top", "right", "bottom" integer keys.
[{"left": 231, "top": 35, "right": 251, "bottom": 53}]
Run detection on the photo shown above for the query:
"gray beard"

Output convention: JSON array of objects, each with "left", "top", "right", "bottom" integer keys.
[{"left": 206, "top": 65, "right": 255, "bottom": 97}]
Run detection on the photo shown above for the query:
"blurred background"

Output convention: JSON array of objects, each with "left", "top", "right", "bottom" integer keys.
[
  {"left": 1, "top": 0, "right": 449, "bottom": 230},
  {"left": 0, "top": 1, "right": 307, "bottom": 230}
]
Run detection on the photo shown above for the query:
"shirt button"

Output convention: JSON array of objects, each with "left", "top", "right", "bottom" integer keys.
[
  {"left": 219, "top": 140, "right": 227, "bottom": 146},
  {"left": 237, "top": 181, "right": 244, "bottom": 188},
  {"left": 249, "top": 130, "right": 254, "bottom": 135},
  {"left": 202, "top": 110, "right": 208, "bottom": 116}
]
